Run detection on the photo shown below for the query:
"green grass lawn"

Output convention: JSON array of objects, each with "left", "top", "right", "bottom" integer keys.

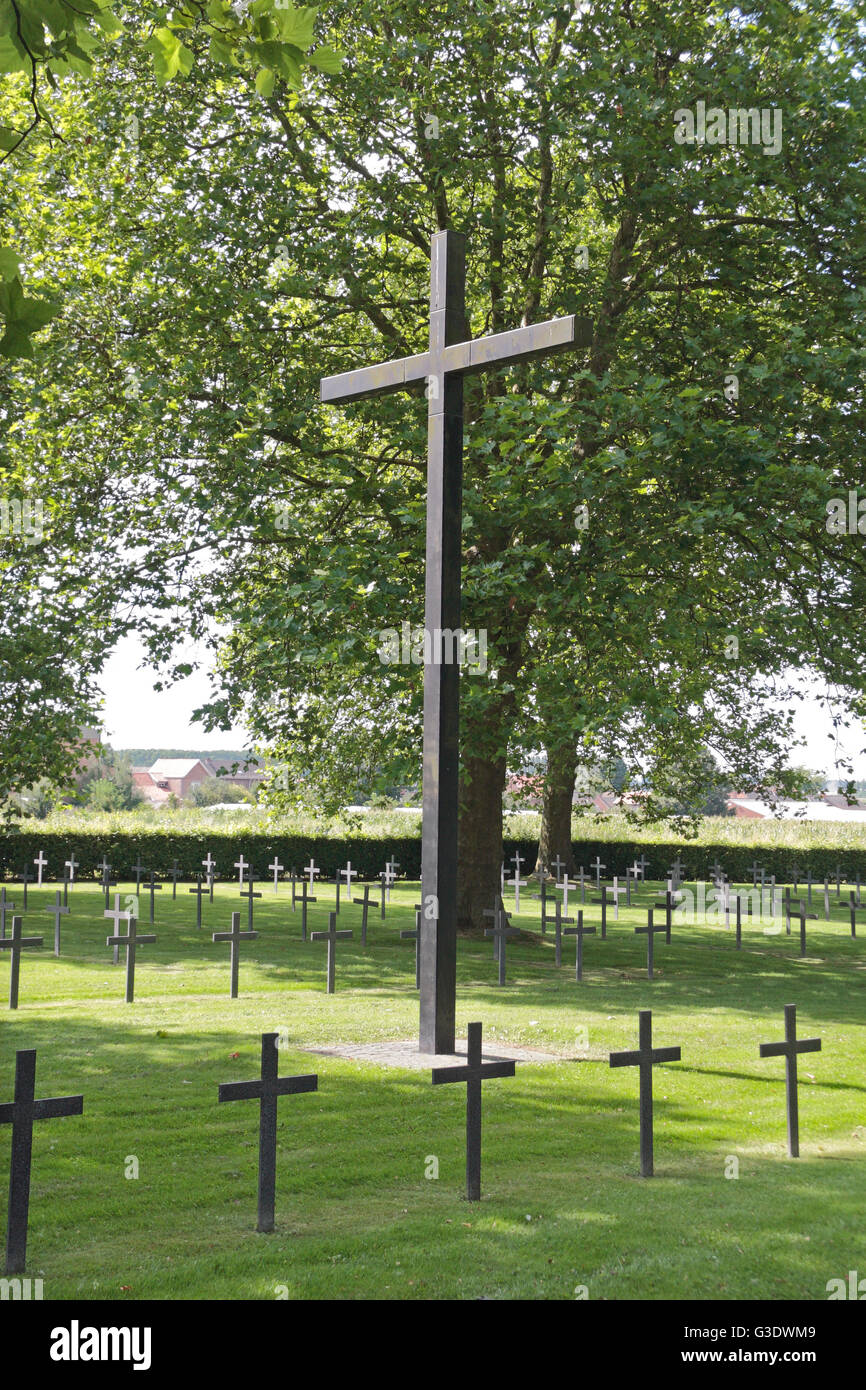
[{"left": 1, "top": 873, "right": 864, "bottom": 1301}]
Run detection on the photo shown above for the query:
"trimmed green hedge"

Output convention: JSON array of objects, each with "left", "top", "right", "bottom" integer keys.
[{"left": 0, "top": 830, "right": 862, "bottom": 884}]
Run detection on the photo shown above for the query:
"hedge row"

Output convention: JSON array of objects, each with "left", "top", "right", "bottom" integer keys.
[{"left": 1, "top": 830, "right": 864, "bottom": 884}]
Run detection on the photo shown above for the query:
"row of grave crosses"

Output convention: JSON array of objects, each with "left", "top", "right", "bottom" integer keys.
[
  {"left": 1, "top": 1003, "right": 822, "bottom": 1272},
  {"left": 0, "top": 856, "right": 420, "bottom": 1009}
]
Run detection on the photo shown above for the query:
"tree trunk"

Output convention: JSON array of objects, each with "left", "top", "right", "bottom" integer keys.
[
  {"left": 537, "top": 741, "right": 577, "bottom": 874},
  {"left": 457, "top": 751, "right": 507, "bottom": 932}
]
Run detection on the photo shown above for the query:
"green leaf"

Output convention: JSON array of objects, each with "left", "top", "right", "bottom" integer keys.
[
  {"left": 145, "top": 27, "right": 194, "bottom": 84},
  {"left": 271, "top": 5, "right": 319, "bottom": 51},
  {"left": 309, "top": 44, "right": 343, "bottom": 74},
  {"left": 0, "top": 247, "right": 20, "bottom": 282},
  {"left": 255, "top": 66, "right": 275, "bottom": 97}
]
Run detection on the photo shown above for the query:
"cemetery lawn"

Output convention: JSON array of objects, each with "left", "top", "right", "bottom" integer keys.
[{"left": 2, "top": 879, "right": 864, "bottom": 1301}]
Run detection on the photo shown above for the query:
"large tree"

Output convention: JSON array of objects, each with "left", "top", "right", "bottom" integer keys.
[{"left": 4, "top": 0, "right": 866, "bottom": 923}]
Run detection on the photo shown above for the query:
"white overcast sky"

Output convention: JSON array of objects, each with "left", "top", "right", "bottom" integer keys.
[{"left": 98, "top": 634, "right": 866, "bottom": 782}]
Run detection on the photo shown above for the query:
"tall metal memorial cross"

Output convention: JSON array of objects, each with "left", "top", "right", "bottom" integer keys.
[{"left": 320, "top": 229, "right": 591, "bottom": 1055}]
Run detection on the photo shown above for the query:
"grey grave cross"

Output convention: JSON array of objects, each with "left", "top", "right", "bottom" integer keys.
[
  {"left": 758, "top": 1004, "right": 821, "bottom": 1158},
  {"left": 33, "top": 850, "right": 48, "bottom": 886},
  {"left": 268, "top": 855, "right": 284, "bottom": 894},
  {"left": 106, "top": 914, "right": 155, "bottom": 1004},
  {"left": 213, "top": 911, "right": 258, "bottom": 999},
  {"left": 310, "top": 911, "right": 353, "bottom": 994},
  {"left": 0, "top": 917, "right": 43, "bottom": 1010},
  {"left": 64, "top": 853, "right": 79, "bottom": 890},
  {"left": 169, "top": 858, "right": 182, "bottom": 900},
  {"left": 203, "top": 852, "right": 217, "bottom": 903},
  {"left": 1, "top": 1048, "right": 83, "bottom": 1274},
  {"left": 321, "top": 228, "right": 590, "bottom": 1054},
  {"left": 431, "top": 1020, "right": 516, "bottom": 1200},
  {"left": 240, "top": 872, "right": 262, "bottom": 931},
  {"left": 401, "top": 905, "right": 423, "bottom": 989},
  {"left": 636, "top": 908, "right": 667, "bottom": 981},
  {"left": 304, "top": 858, "right": 320, "bottom": 892},
  {"left": 146, "top": 869, "right": 162, "bottom": 924},
  {"left": 563, "top": 910, "right": 595, "bottom": 982},
  {"left": 590, "top": 855, "right": 606, "bottom": 887},
  {"left": 234, "top": 854, "right": 249, "bottom": 887},
  {"left": 189, "top": 873, "right": 207, "bottom": 929},
  {"left": 353, "top": 883, "right": 375, "bottom": 945},
  {"left": 44, "top": 891, "right": 69, "bottom": 957},
  {"left": 609, "top": 1009, "right": 682, "bottom": 1178},
  {"left": 104, "top": 893, "right": 127, "bottom": 965},
  {"left": 218, "top": 1032, "right": 317, "bottom": 1234},
  {"left": 483, "top": 905, "right": 519, "bottom": 986}
]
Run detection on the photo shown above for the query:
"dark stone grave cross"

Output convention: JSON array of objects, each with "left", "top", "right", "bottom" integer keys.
[
  {"left": 299, "top": 879, "right": 317, "bottom": 941},
  {"left": 592, "top": 884, "right": 612, "bottom": 939},
  {"left": 353, "top": 883, "right": 375, "bottom": 945},
  {"left": 62, "top": 866, "right": 70, "bottom": 907},
  {"left": 104, "top": 893, "right": 126, "bottom": 965},
  {"left": 709, "top": 859, "right": 724, "bottom": 884},
  {"left": 783, "top": 888, "right": 816, "bottom": 939},
  {"left": 758, "top": 1004, "right": 821, "bottom": 1158},
  {"left": 147, "top": 869, "right": 162, "bottom": 924},
  {"left": 213, "top": 911, "right": 258, "bottom": 999},
  {"left": 1, "top": 1048, "right": 83, "bottom": 1273},
  {"left": 310, "top": 912, "right": 353, "bottom": 993},
  {"left": 847, "top": 891, "right": 866, "bottom": 938},
  {"left": 0, "top": 886, "right": 15, "bottom": 940},
  {"left": 33, "top": 850, "right": 48, "bottom": 886},
  {"left": 609, "top": 1010, "right": 682, "bottom": 1177},
  {"left": 44, "top": 891, "right": 69, "bottom": 957},
  {"left": 218, "top": 1032, "right": 317, "bottom": 1234},
  {"left": 667, "top": 856, "right": 686, "bottom": 889},
  {"left": 401, "top": 905, "right": 422, "bottom": 989},
  {"left": 790, "top": 862, "right": 801, "bottom": 892},
  {"left": 652, "top": 887, "right": 677, "bottom": 943},
  {"left": 482, "top": 897, "right": 508, "bottom": 958},
  {"left": 169, "top": 858, "right": 182, "bottom": 900},
  {"left": 99, "top": 859, "right": 116, "bottom": 909},
  {"left": 536, "top": 867, "right": 555, "bottom": 935},
  {"left": 322, "top": 228, "right": 589, "bottom": 1053},
  {"left": 240, "top": 872, "right": 262, "bottom": 931},
  {"left": 635, "top": 908, "right": 667, "bottom": 980},
  {"left": 431, "top": 1020, "right": 516, "bottom": 1199},
  {"left": 383, "top": 857, "right": 400, "bottom": 903},
  {"left": 0, "top": 918, "right": 43, "bottom": 1009},
  {"left": 378, "top": 871, "right": 389, "bottom": 920},
  {"left": 106, "top": 915, "right": 155, "bottom": 1004},
  {"left": 131, "top": 854, "right": 147, "bottom": 893},
  {"left": 189, "top": 873, "right": 207, "bottom": 929},
  {"left": 633, "top": 854, "right": 650, "bottom": 881},
  {"left": 16, "top": 864, "right": 32, "bottom": 910},
  {"left": 552, "top": 899, "right": 572, "bottom": 968},
  {"left": 563, "top": 910, "right": 595, "bottom": 982},
  {"left": 483, "top": 905, "right": 519, "bottom": 986},
  {"left": 748, "top": 859, "right": 764, "bottom": 888},
  {"left": 550, "top": 853, "right": 566, "bottom": 882},
  {"left": 268, "top": 855, "right": 284, "bottom": 894}
]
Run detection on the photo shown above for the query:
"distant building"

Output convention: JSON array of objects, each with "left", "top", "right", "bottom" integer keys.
[
  {"left": 130, "top": 755, "right": 263, "bottom": 805},
  {"left": 727, "top": 793, "right": 866, "bottom": 823}
]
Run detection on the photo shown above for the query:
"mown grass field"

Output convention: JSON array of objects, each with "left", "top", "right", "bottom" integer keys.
[{"left": 1, "top": 871, "right": 864, "bottom": 1301}]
